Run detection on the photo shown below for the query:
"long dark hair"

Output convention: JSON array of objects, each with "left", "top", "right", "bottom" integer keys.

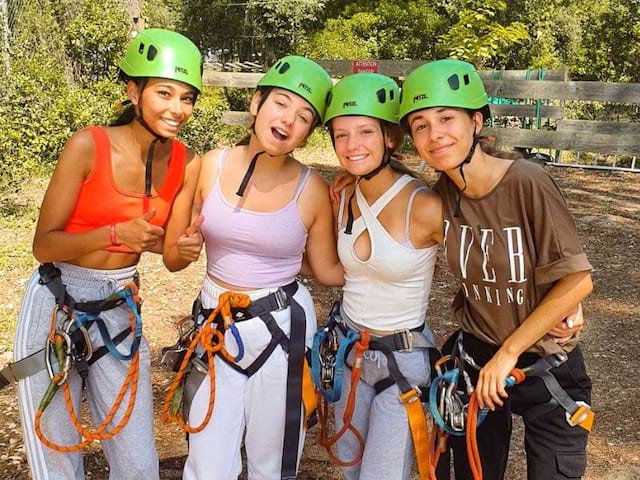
[
  {"left": 111, "top": 78, "right": 148, "bottom": 126},
  {"left": 469, "top": 109, "right": 523, "bottom": 160}
]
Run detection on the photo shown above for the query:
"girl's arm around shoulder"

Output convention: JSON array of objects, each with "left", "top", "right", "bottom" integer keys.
[
  {"left": 409, "top": 187, "right": 444, "bottom": 247},
  {"left": 33, "top": 129, "right": 111, "bottom": 262},
  {"left": 299, "top": 170, "right": 345, "bottom": 287},
  {"left": 163, "top": 148, "right": 203, "bottom": 271}
]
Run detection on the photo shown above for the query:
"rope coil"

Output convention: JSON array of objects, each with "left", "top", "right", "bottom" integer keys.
[{"left": 161, "top": 291, "right": 251, "bottom": 433}]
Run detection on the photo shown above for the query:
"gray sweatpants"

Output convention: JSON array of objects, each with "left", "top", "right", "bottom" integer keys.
[
  {"left": 334, "top": 326, "right": 432, "bottom": 480},
  {"left": 14, "top": 263, "right": 158, "bottom": 480}
]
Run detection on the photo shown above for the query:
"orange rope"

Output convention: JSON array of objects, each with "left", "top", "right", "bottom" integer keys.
[
  {"left": 35, "top": 283, "right": 142, "bottom": 452},
  {"left": 161, "top": 291, "right": 251, "bottom": 433},
  {"left": 466, "top": 368, "right": 526, "bottom": 480},
  {"left": 318, "top": 331, "right": 370, "bottom": 467}
]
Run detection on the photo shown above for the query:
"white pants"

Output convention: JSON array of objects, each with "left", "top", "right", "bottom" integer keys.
[{"left": 183, "top": 278, "right": 317, "bottom": 480}]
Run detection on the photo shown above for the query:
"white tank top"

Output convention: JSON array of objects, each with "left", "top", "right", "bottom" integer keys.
[{"left": 337, "top": 175, "right": 438, "bottom": 331}]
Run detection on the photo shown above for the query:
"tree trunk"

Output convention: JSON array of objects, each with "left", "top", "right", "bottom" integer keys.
[
  {"left": 0, "top": 0, "right": 9, "bottom": 73},
  {"left": 122, "top": 0, "right": 144, "bottom": 32}
]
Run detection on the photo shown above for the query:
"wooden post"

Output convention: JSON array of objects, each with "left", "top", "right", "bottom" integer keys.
[
  {"left": 554, "top": 65, "right": 570, "bottom": 163},
  {"left": 0, "top": 0, "right": 9, "bottom": 73},
  {"left": 122, "top": 0, "right": 144, "bottom": 33}
]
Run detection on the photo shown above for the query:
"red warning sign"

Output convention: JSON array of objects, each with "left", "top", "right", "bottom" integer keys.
[{"left": 352, "top": 60, "right": 379, "bottom": 73}]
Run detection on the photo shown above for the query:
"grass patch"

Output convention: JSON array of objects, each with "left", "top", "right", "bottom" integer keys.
[{"left": 0, "top": 242, "right": 33, "bottom": 271}]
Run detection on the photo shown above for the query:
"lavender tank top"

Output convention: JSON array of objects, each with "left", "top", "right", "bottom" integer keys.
[{"left": 201, "top": 148, "right": 310, "bottom": 288}]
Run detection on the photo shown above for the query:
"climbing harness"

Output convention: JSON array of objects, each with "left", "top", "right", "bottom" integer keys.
[
  {"left": 161, "top": 282, "right": 313, "bottom": 480},
  {"left": 312, "top": 301, "right": 440, "bottom": 479},
  {"left": 19, "top": 263, "right": 143, "bottom": 452},
  {"left": 429, "top": 331, "right": 595, "bottom": 480},
  {"left": 314, "top": 308, "right": 369, "bottom": 467}
]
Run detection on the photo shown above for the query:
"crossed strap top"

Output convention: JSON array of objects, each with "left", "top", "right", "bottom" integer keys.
[{"left": 338, "top": 174, "right": 439, "bottom": 332}]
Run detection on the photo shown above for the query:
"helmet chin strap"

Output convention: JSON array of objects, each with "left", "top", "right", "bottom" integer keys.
[
  {"left": 236, "top": 93, "right": 300, "bottom": 197},
  {"left": 236, "top": 148, "right": 265, "bottom": 197},
  {"left": 453, "top": 129, "right": 479, "bottom": 218},
  {"left": 134, "top": 107, "right": 168, "bottom": 201}
]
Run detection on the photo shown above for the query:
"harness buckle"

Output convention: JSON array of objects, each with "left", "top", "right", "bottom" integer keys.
[
  {"left": 273, "top": 288, "right": 289, "bottom": 312},
  {"left": 399, "top": 386, "right": 422, "bottom": 404},
  {"left": 393, "top": 330, "right": 414, "bottom": 352},
  {"left": 566, "top": 401, "right": 594, "bottom": 431}
]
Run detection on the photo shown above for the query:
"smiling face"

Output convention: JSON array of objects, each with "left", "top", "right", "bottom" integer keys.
[
  {"left": 129, "top": 77, "right": 195, "bottom": 138},
  {"left": 407, "top": 107, "right": 482, "bottom": 172},
  {"left": 331, "top": 116, "right": 392, "bottom": 176},
  {"left": 250, "top": 88, "right": 316, "bottom": 155}
]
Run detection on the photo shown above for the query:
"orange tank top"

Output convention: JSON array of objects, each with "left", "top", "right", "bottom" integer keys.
[{"left": 64, "top": 126, "right": 186, "bottom": 253}]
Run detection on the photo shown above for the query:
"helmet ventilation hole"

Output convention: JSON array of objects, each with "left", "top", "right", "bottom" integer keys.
[
  {"left": 138, "top": 43, "right": 145, "bottom": 54},
  {"left": 448, "top": 74, "right": 460, "bottom": 90},
  {"left": 463, "top": 74, "right": 470, "bottom": 85},
  {"left": 278, "top": 62, "right": 291, "bottom": 74},
  {"left": 376, "top": 88, "right": 386, "bottom": 103},
  {"left": 147, "top": 45, "right": 158, "bottom": 61}
]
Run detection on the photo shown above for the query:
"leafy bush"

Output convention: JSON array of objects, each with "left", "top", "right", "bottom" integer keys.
[
  {"left": 0, "top": 1, "right": 245, "bottom": 192},
  {"left": 179, "top": 87, "right": 246, "bottom": 154}
]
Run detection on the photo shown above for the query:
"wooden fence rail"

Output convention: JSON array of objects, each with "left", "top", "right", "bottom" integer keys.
[{"left": 203, "top": 61, "right": 640, "bottom": 171}]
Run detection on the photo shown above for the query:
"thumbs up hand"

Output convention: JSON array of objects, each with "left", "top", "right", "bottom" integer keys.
[
  {"left": 177, "top": 214, "right": 205, "bottom": 262},
  {"left": 115, "top": 209, "right": 165, "bottom": 253}
]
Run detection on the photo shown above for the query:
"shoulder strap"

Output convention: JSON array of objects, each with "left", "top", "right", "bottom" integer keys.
[
  {"left": 216, "top": 148, "right": 231, "bottom": 185},
  {"left": 367, "top": 174, "right": 415, "bottom": 217},
  {"left": 404, "top": 185, "right": 430, "bottom": 243},
  {"left": 292, "top": 166, "right": 311, "bottom": 201},
  {"left": 337, "top": 189, "right": 347, "bottom": 229},
  {"left": 87, "top": 126, "right": 110, "bottom": 179}
]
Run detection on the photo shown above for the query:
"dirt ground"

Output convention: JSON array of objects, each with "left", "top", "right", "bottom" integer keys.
[{"left": 0, "top": 152, "right": 639, "bottom": 479}]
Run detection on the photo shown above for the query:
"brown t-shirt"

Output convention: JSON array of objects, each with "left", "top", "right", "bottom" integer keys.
[{"left": 434, "top": 159, "right": 592, "bottom": 355}]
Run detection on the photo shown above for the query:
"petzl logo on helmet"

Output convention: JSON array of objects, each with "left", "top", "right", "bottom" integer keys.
[
  {"left": 413, "top": 94, "right": 428, "bottom": 103},
  {"left": 298, "top": 82, "right": 312, "bottom": 93},
  {"left": 175, "top": 66, "right": 189, "bottom": 75},
  {"left": 343, "top": 101, "right": 357, "bottom": 108}
]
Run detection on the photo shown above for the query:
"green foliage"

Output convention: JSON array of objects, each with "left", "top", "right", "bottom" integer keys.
[
  {"left": 249, "top": 0, "right": 326, "bottom": 62},
  {"left": 182, "top": 0, "right": 249, "bottom": 60},
  {"left": 302, "top": 13, "right": 379, "bottom": 60},
  {"left": 441, "top": 0, "right": 529, "bottom": 66},
  {"left": 304, "top": 1, "right": 447, "bottom": 61},
  {"left": 0, "top": 0, "right": 130, "bottom": 192},
  {"left": 61, "top": 0, "right": 131, "bottom": 83},
  {"left": 575, "top": 0, "right": 640, "bottom": 82},
  {"left": 178, "top": 87, "right": 245, "bottom": 154},
  {"left": 144, "top": 0, "right": 182, "bottom": 30}
]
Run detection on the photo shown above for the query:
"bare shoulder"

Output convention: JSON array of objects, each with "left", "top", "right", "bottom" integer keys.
[
  {"left": 200, "top": 147, "right": 230, "bottom": 179},
  {"left": 305, "top": 168, "right": 330, "bottom": 193},
  {"left": 63, "top": 128, "right": 95, "bottom": 158},
  {"left": 297, "top": 167, "right": 333, "bottom": 220},
  {"left": 184, "top": 146, "right": 200, "bottom": 167},
  {"left": 55, "top": 129, "right": 96, "bottom": 176},
  {"left": 410, "top": 186, "right": 443, "bottom": 240}
]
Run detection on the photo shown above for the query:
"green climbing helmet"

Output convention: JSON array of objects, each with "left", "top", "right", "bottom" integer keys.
[
  {"left": 257, "top": 55, "right": 333, "bottom": 122},
  {"left": 324, "top": 73, "right": 400, "bottom": 125},
  {"left": 119, "top": 29, "right": 203, "bottom": 93},
  {"left": 398, "top": 59, "right": 489, "bottom": 125}
]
